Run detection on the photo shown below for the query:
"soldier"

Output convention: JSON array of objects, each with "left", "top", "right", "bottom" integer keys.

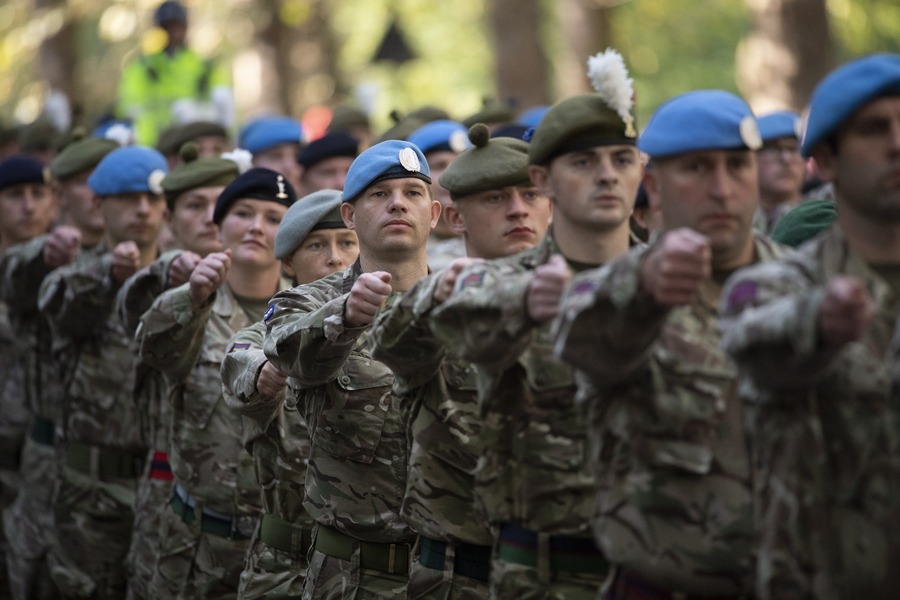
[
  {"left": 753, "top": 111, "right": 806, "bottom": 234},
  {"left": 37, "top": 145, "right": 169, "bottom": 599},
  {"left": 296, "top": 132, "right": 359, "bottom": 197},
  {"left": 116, "top": 143, "right": 239, "bottom": 600},
  {"left": 242, "top": 116, "right": 305, "bottom": 193},
  {"left": 719, "top": 53, "right": 900, "bottom": 599},
  {"left": 221, "top": 189, "right": 358, "bottom": 599},
  {"left": 553, "top": 89, "right": 787, "bottom": 599},
  {"left": 369, "top": 123, "right": 551, "bottom": 599},
  {"left": 0, "top": 155, "right": 58, "bottom": 250},
  {"left": 2, "top": 136, "right": 117, "bottom": 600},
  {"left": 428, "top": 50, "right": 642, "bottom": 600},
  {"left": 138, "top": 167, "right": 293, "bottom": 599},
  {"left": 263, "top": 140, "right": 439, "bottom": 599}
]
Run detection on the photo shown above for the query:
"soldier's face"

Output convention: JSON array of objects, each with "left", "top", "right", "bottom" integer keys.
[
  {"left": 648, "top": 149, "right": 758, "bottom": 269},
  {"left": 814, "top": 95, "right": 900, "bottom": 223},
  {"left": 57, "top": 173, "right": 104, "bottom": 239},
  {"left": 253, "top": 144, "right": 302, "bottom": 194},
  {"left": 168, "top": 186, "right": 223, "bottom": 257},
  {"left": 218, "top": 198, "right": 285, "bottom": 268},
  {"left": 340, "top": 178, "right": 439, "bottom": 258},
  {"left": 445, "top": 185, "right": 551, "bottom": 259},
  {"left": 300, "top": 156, "right": 354, "bottom": 195},
  {"left": 756, "top": 136, "right": 804, "bottom": 207},
  {"left": 532, "top": 144, "right": 641, "bottom": 234},
  {"left": 282, "top": 228, "right": 359, "bottom": 285},
  {"left": 99, "top": 191, "right": 166, "bottom": 250},
  {"left": 424, "top": 150, "right": 459, "bottom": 238},
  {"left": 0, "top": 183, "right": 57, "bottom": 249},
  {"left": 194, "top": 135, "right": 231, "bottom": 158}
]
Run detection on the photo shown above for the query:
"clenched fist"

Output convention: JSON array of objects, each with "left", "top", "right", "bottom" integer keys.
[
  {"left": 168, "top": 251, "right": 201, "bottom": 289},
  {"left": 257, "top": 361, "right": 288, "bottom": 397},
  {"left": 640, "top": 228, "right": 711, "bottom": 307},
  {"left": 189, "top": 250, "right": 231, "bottom": 309},
  {"left": 345, "top": 271, "right": 392, "bottom": 327},
  {"left": 527, "top": 254, "right": 572, "bottom": 324},
  {"left": 819, "top": 276, "right": 874, "bottom": 346},
  {"left": 433, "top": 258, "right": 482, "bottom": 305},
  {"left": 43, "top": 225, "right": 82, "bottom": 268},
  {"left": 111, "top": 241, "right": 141, "bottom": 283}
]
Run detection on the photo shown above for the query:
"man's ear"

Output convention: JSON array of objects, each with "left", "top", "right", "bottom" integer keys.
[
  {"left": 280, "top": 254, "right": 297, "bottom": 279},
  {"left": 528, "top": 164, "right": 552, "bottom": 200},
  {"left": 430, "top": 197, "right": 442, "bottom": 229},
  {"left": 443, "top": 202, "right": 466, "bottom": 235},
  {"left": 810, "top": 144, "right": 836, "bottom": 184},
  {"left": 340, "top": 202, "right": 356, "bottom": 230}
]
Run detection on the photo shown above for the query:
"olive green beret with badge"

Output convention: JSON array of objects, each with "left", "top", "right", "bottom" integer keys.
[
  {"left": 50, "top": 135, "right": 120, "bottom": 180},
  {"left": 439, "top": 123, "right": 531, "bottom": 200},
  {"left": 528, "top": 48, "right": 637, "bottom": 166},
  {"left": 161, "top": 142, "right": 241, "bottom": 208},
  {"left": 274, "top": 189, "right": 346, "bottom": 260}
]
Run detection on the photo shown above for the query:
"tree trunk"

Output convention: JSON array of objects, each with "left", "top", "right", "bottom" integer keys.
[
  {"left": 736, "top": 0, "right": 833, "bottom": 113},
  {"left": 488, "top": 0, "right": 551, "bottom": 110},
  {"left": 555, "top": 0, "right": 615, "bottom": 99},
  {"left": 37, "top": 0, "right": 77, "bottom": 128}
]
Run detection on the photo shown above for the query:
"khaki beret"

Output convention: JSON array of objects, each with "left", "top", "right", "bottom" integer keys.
[
  {"left": 439, "top": 124, "right": 531, "bottom": 200},
  {"left": 50, "top": 137, "right": 120, "bottom": 180}
]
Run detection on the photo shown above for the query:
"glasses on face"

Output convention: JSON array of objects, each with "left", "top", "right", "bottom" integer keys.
[{"left": 758, "top": 142, "right": 802, "bottom": 161}]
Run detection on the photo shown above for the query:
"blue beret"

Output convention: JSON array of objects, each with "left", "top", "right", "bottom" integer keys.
[
  {"left": 91, "top": 120, "right": 134, "bottom": 145},
  {"left": 274, "top": 189, "right": 346, "bottom": 259},
  {"left": 297, "top": 132, "right": 359, "bottom": 168},
  {"left": 214, "top": 167, "right": 297, "bottom": 224},
  {"left": 407, "top": 120, "right": 471, "bottom": 155},
  {"left": 517, "top": 105, "right": 550, "bottom": 128},
  {"left": 0, "top": 155, "right": 47, "bottom": 192},
  {"left": 342, "top": 140, "right": 432, "bottom": 202},
  {"left": 802, "top": 53, "right": 900, "bottom": 157},
  {"left": 155, "top": 0, "right": 187, "bottom": 24},
  {"left": 757, "top": 111, "right": 802, "bottom": 142},
  {"left": 87, "top": 146, "right": 168, "bottom": 196},
  {"left": 241, "top": 116, "right": 305, "bottom": 154},
  {"left": 639, "top": 90, "right": 762, "bottom": 159}
]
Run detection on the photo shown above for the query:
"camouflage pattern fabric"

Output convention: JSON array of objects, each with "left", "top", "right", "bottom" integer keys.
[
  {"left": 426, "top": 236, "right": 466, "bottom": 273},
  {"left": 553, "top": 233, "right": 786, "bottom": 598},
  {"left": 221, "top": 320, "right": 312, "bottom": 599},
  {"left": 719, "top": 224, "right": 900, "bottom": 600},
  {"left": 0, "top": 293, "right": 24, "bottom": 600},
  {"left": 303, "top": 535, "right": 409, "bottom": 600}
]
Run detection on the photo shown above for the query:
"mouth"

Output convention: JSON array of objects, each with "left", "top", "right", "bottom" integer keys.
[
  {"left": 384, "top": 219, "right": 412, "bottom": 230},
  {"left": 701, "top": 213, "right": 738, "bottom": 227},
  {"left": 241, "top": 239, "right": 265, "bottom": 248},
  {"left": 505, "top": 226, "right": 535, "bottom": 237},
  {"left": 592, "top": 194, "right": 621, "bottom": 204}
]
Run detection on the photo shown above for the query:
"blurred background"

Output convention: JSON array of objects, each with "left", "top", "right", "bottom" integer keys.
[{"left": 1, "top": 0, "right": 898, "bottom": 138}]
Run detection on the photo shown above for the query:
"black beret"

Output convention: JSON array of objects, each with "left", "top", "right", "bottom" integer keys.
[
  {"left": 297, "top": 132, "right": 359, "bottom": 168},
  {"left": 213, "top": 167, "right": 297, "bottom": 224},
  {"left": 0, "top": 154, "right": 48, "bottom": 191}
]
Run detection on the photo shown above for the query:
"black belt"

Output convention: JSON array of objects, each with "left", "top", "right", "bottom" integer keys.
[
  {"left": 65, "top": 441, "right": 143, "bottom": 480},
  {"left": 31, "top": 416, "right": 54, "bottom": 446},
  {"left": 497, "top": 523, "right": 608, "bottom": 574},
  {"left": 169, "top": 485, "right": 257, "bottom": 541},
  {"left": 418, "top": 535, "right": 491, "bottom": 583}
]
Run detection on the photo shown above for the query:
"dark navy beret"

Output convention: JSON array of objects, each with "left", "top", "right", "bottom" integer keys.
[
  {"left": 213, "top": 167, "right": 297, "bottom": 224},
  {"left": 342, "top": 140, "right": 431, "bottom": 202},
  {"left": 87, "top": 146, "right": 168, "bottom": 196},
  {"left": 757, "top": 111, "right": 802, "bottom": 142},
  {"left": 0, "top": 155, "right": 47, "bottom": 192},
  {"left": 297, "top": 132, "right": 359, "bottom": 168},
  {"left": 407, "top": 120, "right": 471, "bottom": 155}
]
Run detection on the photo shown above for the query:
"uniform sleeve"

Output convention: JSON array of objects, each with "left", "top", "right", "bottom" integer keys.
[
  {"left": 38, "top": 254, "right": 118, "bottom": 340},
  {"left": 553, "top": 245, "right": 671, "bottom": 386},
  {"left": 1, "top": 235, "right": 52, "bottom": 317},
  {"left": 718, "top": 262, "right": 841, "bottom": 392},
  {"left": 115, "top": 251, "right": 180, "bottom": 336},
  {"left": 263, "top": 283, "right": 366, "bottom": 386},
  {"left": 370, "top": 274, "right": 446, "bottom": 393},
  {"left": 137, "top": 282, "right": 212, "bottom": 383},
  {"left": 221, "top": 321, "right": 286, "bottom": 428}
]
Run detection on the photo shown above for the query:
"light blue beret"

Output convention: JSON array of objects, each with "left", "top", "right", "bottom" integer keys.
[
  {"left": 274, "top": 189, "right": 346, "bottom": 259},
  {"left": 342, "top": 140, "right": 432, "bottom": 202},
  {"left": 757, "top": 111, "right": 802, "bottom": 142},
  {"left": 87, "top": 146, "right": 168, "bottom": 196},
  {"left": 801, "top": 53, "right": 900, "bottom": 157},
  {"left": 517, "top": 105, "right": 550, "bottom": 128},
  {"left": 407, "top": 120, "right": 471, "bottom": 155},
  {"left": 240, "top": 116, "right": 305, "bottom": 154},
  {"left": 638, "top": 90, "right": 762, "bottom": 159}
]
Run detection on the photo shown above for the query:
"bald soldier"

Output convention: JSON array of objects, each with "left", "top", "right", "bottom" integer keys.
[
  {"left": 369, "top": 123, "right": 551, "bottom": 599},
  {"left": 720, "top": 53, "right": 900, "bottom": 600},
  {"left": 554, "top": 90, "right": 787, "bottom": 600}
]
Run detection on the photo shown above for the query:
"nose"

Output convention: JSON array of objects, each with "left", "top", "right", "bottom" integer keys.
[
  {"left": 249, "top": 212, "right": 265, "bottom": 232},
  {"left": 387, "top": 189, "right": 409, "bottom": 213},
  {"left": 708, "top": 161, "right": 732, "bottom": 202},
  {"left": 135, "top": 193, "right": 152, "bottom": 215},
  {"left": 595, "top": 155, "right": 620, "bottom": 186},
  {"left": 507, "top": 189, "right": 529, "bottom": 219}
]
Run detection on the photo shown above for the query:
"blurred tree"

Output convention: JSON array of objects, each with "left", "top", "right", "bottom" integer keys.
[
  {"left": 488, "top": 0, "right": 551, "bottom": 109},
  {"left": 554, "top": 0, "right": 617, "bottom": 98}
]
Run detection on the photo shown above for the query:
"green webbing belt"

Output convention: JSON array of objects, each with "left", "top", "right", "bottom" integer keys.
[
  {"left": 314, "top": 524, "right": 411, "bottom": 576},
  {"left": 259, "top": 513, "right": 313, "bottom": 556},
  {"left": 65, "top": 441, "right": 142, "bottom": 480}
]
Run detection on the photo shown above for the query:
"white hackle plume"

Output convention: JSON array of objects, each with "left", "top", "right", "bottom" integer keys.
[
  {"left": 104, "top": 124, "right": 133, "bottom": 147},
  {"left": 221, "top": 148, "right": 253, "bottom": 174},
  {"left": 587, "top": 48, "right": 636, "bottom": 136}
]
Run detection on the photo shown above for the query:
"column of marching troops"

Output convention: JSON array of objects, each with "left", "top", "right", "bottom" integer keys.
[{"left": 0, "top": 47, "right": 898, "bottom": 600}]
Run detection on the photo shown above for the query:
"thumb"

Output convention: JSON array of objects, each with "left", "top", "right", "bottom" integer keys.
[
  {"left": 548, "top": 254, "right": 568, "bottom": 269},
  {"left": 376, "top": 271, "right": 393, "bottom": 284}
]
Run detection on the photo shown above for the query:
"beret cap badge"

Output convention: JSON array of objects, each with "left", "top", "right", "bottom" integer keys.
[
  {"left": 275, "top": 174, "right": 289, "bottom": 199},
  {"left": 739, "top": 116, "right": 763, "bottom": 150},
  {"left": 399, "top": 147, "right": 421, "bottom": 172},
  {"left": 147, "top": 169, "right": 166, "bottom": 194}
]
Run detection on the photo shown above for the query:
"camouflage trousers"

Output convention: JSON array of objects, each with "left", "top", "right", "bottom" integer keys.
[
  {"left": 124, "top": 468, "right": 174, "bottom": 600},
  {"left": 3, "top": 437, "right": 59, "bottom": 600},
  {"left": 47, "top": 465, "right": 136, "bottom": 600},
  {"left": 301, "top": 536, "right": 409, "bottom": 600},
  {"left": 237, "top": 534, "right": 308, "bottom": 599},
  {"left": 0, "top": 464, "right": 21, "bottom": 600},
  {"left": 489, "top": 558, "right": 608, "bottom": 600},
  {"left": 149, "top": 502, "right": 252, "bottom": 600},
  {"left": 407, "top": 538, "right": 488, "bottom": 600}
]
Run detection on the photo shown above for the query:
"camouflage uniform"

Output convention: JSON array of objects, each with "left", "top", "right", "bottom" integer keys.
[
  {"left": 426, "top": 236, "right": 466, "bottom": 273},
  {"left": 37, "top": 248, "right": 149, "bottom": 600},
  {"left": 115, "top": 250, "right": 183, "bottom": 600},
  {"left": 429, "top": 233, "right": 610, "bottom": 600},
  {"left": 553, "top": 234, "right": 785, "bottom": 599},
  {"left": 138, "top": 278, "right": 286, "bottom": 600},
  {"left": 369, "top": 273, "right": 493, "bottom": 600},
  {"left": 263, "top": 259, "right": 411, "bottom": 600},
  {"left": 719, "top": 224, "right": 900, "bottom": 600},
  {"left": 221, "top": 320, "right": 313, "bottom": 600}
]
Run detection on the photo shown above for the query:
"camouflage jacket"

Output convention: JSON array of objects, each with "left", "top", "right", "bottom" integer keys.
[
  {"left": 221, "top": 320, "right": 313, "bottom": 529},
  {"left": 553, "top": 233, "right": 785, "bottom": 596},
  {"left": 426, "top": 235, "right": 467, "bottom": 273},
  {"left": 719, "top": 225, "right": 900, "bottom": 599},
  {"left": 369, "top": 273, "right": 492, "bottom": 546},
  {"left": 429, "top": 233, "right": 594, "bottom": 536},
  {"left": 138, "top": 280, "right": 288, "bottom": 515},
  {"left": 263, "top": 259, "right": 410, "bottom": 543},
  {"left": 0, "top": 294, "right": 28, "bottom": 468},
  {"left": 38, "top": 248, "right": 146, "bottom": 452}
]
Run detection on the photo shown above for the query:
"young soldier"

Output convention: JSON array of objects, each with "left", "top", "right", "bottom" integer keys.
[
  {"left": 137, "top": 168, "right": 294, "bottom": 599},
  {"left": 263, "top": 140, "right": 439, "bottom": 599},
  {"left": 369, "top": 123, "right": 551, "bottom": 599},
  {"left": 242, "top": 116, "right": 305, "bottom": 193},
  {"left": 428, "top": 50, "right": 642, "bottom": 600},
  {"left": 720, "top": 53, "right": 900, "bottom": 599},
  {"left": 221, "top": 189, "right": 358, "bottom": 599},
  {"left": 37, "top": 145, "right": 169, "bottom": 599},
  {"left": 296, "top": 132, "right": 359, "bottom": 196},
  {"left": 753, "top": 110, "right": 806, "bottom": 234},
  {"left": 554, "top": 90, "right": 785, "bottom": 599}
]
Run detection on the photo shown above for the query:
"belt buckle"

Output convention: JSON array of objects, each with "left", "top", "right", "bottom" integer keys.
[
  {"left": 230, "top": 514, "right": 257, "bottom": 540},
  {"left": 387, "top": 542, "right": 410, "bottom": 575}
]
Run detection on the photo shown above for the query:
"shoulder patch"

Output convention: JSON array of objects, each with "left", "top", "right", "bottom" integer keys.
[
  {"left": 228, "top": 342, "right": 251, "bottom": 353},
  {"left": 461, "top": 272, "right": 484, "bottom": 288},
  {"left": 263, "top": 305, "right": 275, "bottom": 321},
  {"left": 569, "top": 280, "right": 596, "bottom": 296},
  {"left": 727, "top": 280, "right": 758, "bottom": 312}
]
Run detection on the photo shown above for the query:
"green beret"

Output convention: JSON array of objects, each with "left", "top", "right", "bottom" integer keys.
[
  {"left": 50, "top": 137, "right": 120, "bottom": 180},
  {"left": 770, "top": 199, "right": 837, "bottom": 248},
  {"left": 18, "top": 117, "right": 59, "bottom": 153},
  {"left": 157, "top": 121, "right": 228, "bottom": 156},
  {"left": 406, "top": 105, "right": 451, "bottom": 123},
  {"left": 161, "top": 143, "right": 239, "bottom": 208},
  {"left": 461, "top": 100, "right": 516, "bottom": 129},
  {"left": 274, "top": 189, "right": 346, "bottom": 259},
  {"left": 376, "top": 112, "right": 426, "bottom": 144},
  {"left": 439, "top": 124, "right": 531, "bottom": 200},
  {"left": 327, "top": 105, "right": 371, "bottom": 133}
]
